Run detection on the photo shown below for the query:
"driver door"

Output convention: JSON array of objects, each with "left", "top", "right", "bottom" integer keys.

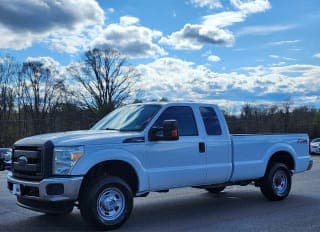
[{"left": 145, "top": 106, "right": 206, "bottom": 190}]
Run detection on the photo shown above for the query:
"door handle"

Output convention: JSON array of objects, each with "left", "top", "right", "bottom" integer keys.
[{"left": 199, "top": 142, "right": 205, "bottom": 153}]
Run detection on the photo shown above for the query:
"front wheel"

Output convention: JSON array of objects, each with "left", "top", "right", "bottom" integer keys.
[
  {"left": 79, "top": 176, "right": 133, "bottom": 230},
  {"left": 260, "top": 163, "right": 292, "bottom": 201}
]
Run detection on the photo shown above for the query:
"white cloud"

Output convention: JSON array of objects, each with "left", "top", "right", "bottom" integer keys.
[
  {"left": 237, "top": 24, "right": 295, "bottom": 36},
  {"left": 0, "top": 0, "right": 105, "bottom": 53},
  {"left": 189, "top": 0, "right": 222, "bottom": 9},
  {"left": 269, "top": 54, "right": 296, "bottom": 61},
  {"left": 0, "top": 27, "right": 37, "bottom": 50},
  {"left": 289, "top": 48, "right": 302, "bottom": 51},
  {"left": 24, "top": 56, "right": 66, "bottom": 81},
  {"left": 160, "top": 23, "right": 235, "bottom": 50},
  {"left": 119, "top": 15, "right": 140, "bottom": 26},
  {"left": 172, "top": 10, "right": 177, "bottom": 17},
  {"left": 26, "top": 56, "right": 60, "bottom": 69},
  {"left": 134, "top": 57, "right": 320, "bottom": 108},
  {"left": 202, "top": 11, "right": 246, "bottom": 27},
  {"left": 161, "top": 0, "right": 271, "bottom": 50},
  {"left": 269, "top": 55, "right": 279, "bottom": 59},
  {"left": 208, "top": 55, "right": 221, "bottom": 62},
  {"left": 107, "top": 8, "right": 115, "bottom": 13},
  {"left": 270, "top": 64, "right": 320, "bottom": 75},
  {"left": 92, "top": 16, "right": 166, "bottom": 58},
  {"left": 46, "top": 25, "right": 104, "bottom": 54},
  {"left": 230, "top": 0, "right": 271, "bottom": 14},
  {"left": 314, "top": 53, "right": 320, "bottom": 59},
  {"left": 282, "top": 57, "right": 296, "bottom": 61},
  {"left": 268, "top": 40, "right": 300, "bottom": 46}
]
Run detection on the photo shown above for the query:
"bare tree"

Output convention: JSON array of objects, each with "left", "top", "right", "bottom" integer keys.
[
  {"left": 69, "top": 48, "right": 138, "bottom": 117},
  {"left": 0, "top": 56, "right": 15, "bottom": 118},
  {"left": 0, "top": 55, "right": 19, "bottom": 145},
  {"left": 282, "top": 100, "right": 292, "bottom": 132},
  {"left": 20, "top": 61, "right": 65, "bottom": 134}
]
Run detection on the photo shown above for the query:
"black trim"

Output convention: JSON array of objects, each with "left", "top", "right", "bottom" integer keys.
[
  {"left": 43, "top": 141, "right": 54, "bottom": 178},
  {"left": 123, "top": 137, "right": 145, "bottom": 143},
  {"left": 199, "top": 142, "right": 206, "bottom": 153},
  {"left": 17, "top": 196, "right": 73, "bottom": 214},
  {"left": 12, "top": 140, "right": 54, "bottom": 180}
]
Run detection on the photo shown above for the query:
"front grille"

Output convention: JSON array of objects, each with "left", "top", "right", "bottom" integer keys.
[
  {"left": 12, "top": 147, "right": 42, "bottom": 180},
  {"left": 12, "top": 141, "right": 53, "bottom": 180}
]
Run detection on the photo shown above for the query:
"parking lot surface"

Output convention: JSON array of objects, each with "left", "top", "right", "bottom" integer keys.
[{"left": 1, "top": 156, "right": 320, "bottom": 231}]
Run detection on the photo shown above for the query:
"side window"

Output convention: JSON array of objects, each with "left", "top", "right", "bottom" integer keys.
[
  {"left": 153, "top": 106, "right": 198, "bottom": 136},
  {"left": 199, "top": 107, "right": 222, "bottom": 135}
]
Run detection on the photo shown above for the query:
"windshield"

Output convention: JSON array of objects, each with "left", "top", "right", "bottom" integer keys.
[
  {"left": 312, "top": 138, "right": 320, "bottom": 143},
  {"left": 91, "top": 104, "right": 162, "bottom": 132}
]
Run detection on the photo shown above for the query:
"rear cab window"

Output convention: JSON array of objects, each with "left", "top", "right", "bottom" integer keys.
[{"left": 199, "top": 107, "right": 222, "bottom": 135}]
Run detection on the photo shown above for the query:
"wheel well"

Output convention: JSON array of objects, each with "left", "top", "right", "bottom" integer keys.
[
  {"left": 266, "top": 151, "right": 295, "bottom": 172},
  {"left": 81, "top": 160, "right": 139, "bottom": 195}
]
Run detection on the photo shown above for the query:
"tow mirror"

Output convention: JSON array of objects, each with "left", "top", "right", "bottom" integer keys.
[{"left": 149, "top": 120, "right": 179, "bottom": 141}]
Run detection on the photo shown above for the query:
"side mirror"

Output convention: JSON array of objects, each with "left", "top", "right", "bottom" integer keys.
[
  {"left": 163, "top": 120, "right": 179, "bottom": 140},
  {"left": 149, "top": 119, "right": 179, "bottom": 141}
]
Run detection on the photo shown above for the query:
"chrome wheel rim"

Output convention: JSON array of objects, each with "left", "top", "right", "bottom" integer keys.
[
  {"left": 97, "top": 187, "right": 125, "bottom": 221},
  {"left": 272, "top": 170, "right": 288, "bottom": 195}
]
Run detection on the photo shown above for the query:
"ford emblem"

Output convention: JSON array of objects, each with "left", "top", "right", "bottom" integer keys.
[{"left": 18, "top": 156, "right": 28, "bottom": 166}]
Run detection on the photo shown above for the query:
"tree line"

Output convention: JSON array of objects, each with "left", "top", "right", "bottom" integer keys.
[
  {"left": 225, "top": 103, "right": 320, "bottom": 138},
  {"left": 0, "top": 48, "right": 319, "bottom": 147},
  {"left": 0, "top": 48, "right": 137, "bottom": 146}
]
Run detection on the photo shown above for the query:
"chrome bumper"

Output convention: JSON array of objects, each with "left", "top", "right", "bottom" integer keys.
[{"left": 7, "top": 172, "right": 83, "bottom": 202}]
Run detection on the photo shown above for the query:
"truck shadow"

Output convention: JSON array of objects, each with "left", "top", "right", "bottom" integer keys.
[
  {"left": 124, "top": 190, "right": 318, "bottom": 231},
  {"left": 7, "top": 189, "right": 318, "bottom": 231}
]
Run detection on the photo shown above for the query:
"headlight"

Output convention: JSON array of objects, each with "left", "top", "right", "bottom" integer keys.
[{"left": 53, "top": 146, "right": 84, "bottom": 175}]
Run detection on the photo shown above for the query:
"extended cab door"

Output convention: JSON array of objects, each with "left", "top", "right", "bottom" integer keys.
[
  {"left": 145, "top": 105, "right": 206, "bottom": 190},
  {"left": 198, "top": 106, "right": 232, "bottom": 184}
]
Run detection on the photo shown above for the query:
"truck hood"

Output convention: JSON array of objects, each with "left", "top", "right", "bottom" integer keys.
[{"left": 14, "top": 130, "right": 143, "bottom": 146}]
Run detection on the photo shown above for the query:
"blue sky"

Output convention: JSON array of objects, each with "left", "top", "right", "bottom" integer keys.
[{"left": 0, "top": 0, "right": 319, "bottom": 112}]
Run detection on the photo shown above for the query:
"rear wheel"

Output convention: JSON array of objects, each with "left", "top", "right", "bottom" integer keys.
[
  {"left": 79, "top": 176, "right": 133, "bottom": 230},
  {"left": 205, "top": 186, "right": 226, "bottom": 194},
  {"left": 260, "top": 163, "right": 291, "bottom": 201}
]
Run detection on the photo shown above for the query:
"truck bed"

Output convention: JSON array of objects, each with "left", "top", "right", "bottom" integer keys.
[{"left": 230, "top": 133, "right": 310, "bottom": 182}]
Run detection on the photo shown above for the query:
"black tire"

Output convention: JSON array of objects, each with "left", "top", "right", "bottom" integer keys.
[
  {"left": 79, "top": 176, "right": 133, "bottom": 231},
  {"left": 260, "top": 163, "right": 291, "bottom": 201},
  {"left": 206, "top": 186, "right": 226, "bottom": 194}
]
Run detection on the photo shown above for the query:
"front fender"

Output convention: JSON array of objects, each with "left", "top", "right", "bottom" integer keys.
[{"left": 71, "top": 146, "right": 148, "bottom": 192}]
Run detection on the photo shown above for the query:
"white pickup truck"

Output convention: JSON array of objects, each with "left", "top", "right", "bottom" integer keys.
[{"left": 7, "top": 102, "right": 312, "bottom": 230}]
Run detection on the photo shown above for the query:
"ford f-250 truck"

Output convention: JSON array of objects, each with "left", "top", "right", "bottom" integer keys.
[{"left": 7, "top": 102, "right": 313, "bottom": 230}]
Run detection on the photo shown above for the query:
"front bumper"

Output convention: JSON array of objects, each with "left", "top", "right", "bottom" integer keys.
[{"left": 7, "top": 172, "right": 83, "bottom": 202}]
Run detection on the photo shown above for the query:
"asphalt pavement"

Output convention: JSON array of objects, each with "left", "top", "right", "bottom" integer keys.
[{"left": 1, "top": 156, "right": 320, "bottom": 231}]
